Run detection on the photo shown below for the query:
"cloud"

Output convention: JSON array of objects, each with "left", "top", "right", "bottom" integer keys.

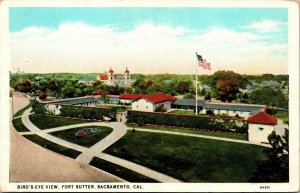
[
  {"left": 242, "top": 20, "right": 286, "bottom": 33},
  {"left": 10, "top": 22, "right": 288, "bottom": 75}
]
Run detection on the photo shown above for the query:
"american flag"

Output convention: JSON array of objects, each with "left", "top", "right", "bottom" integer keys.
[{"left": 196, "top": 53, "right": 211, "bottom": 70}]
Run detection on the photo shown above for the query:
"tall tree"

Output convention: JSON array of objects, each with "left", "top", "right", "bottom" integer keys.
[
  {"left": 208, "top": 71, "right": 246, "bottom": 102},
  {"left": 249, "top": 130, "right": 289, "bottom": 182},
  {"left": 99, "top": 92, "right": 109, "bottom": 106}
]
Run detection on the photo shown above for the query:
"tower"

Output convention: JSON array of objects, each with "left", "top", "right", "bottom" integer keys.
[
  {"left": 124, "top": 67, "right": 131, "bottom": 87},
  {"left": 107, "top": 67, "right": 115, "bottom": 86}
]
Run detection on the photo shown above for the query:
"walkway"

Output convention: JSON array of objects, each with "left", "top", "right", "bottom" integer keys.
[
  {"left": 21, "top": 108, "right": 180, "bottom": 182},
  {"left": 10, "top": 92, "right": 123, "bottom": 182},
  {"left": 126, "top": 127, "right": 271, "bottom": 147}
]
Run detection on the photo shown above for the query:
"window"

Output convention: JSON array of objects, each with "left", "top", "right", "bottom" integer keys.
[
  {"left": 136, "top": 105, "right": 138, "bottom": 108},
  {"left": 259, "top": 127, "right": 264, "bottom": 131},
  {"left": 146, "top": 106, "right": 148, "bottom": 109}
]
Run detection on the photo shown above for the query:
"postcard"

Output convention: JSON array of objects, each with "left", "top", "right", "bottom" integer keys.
[{"left": 0, "top": 0, "right": 299, "bottom": 192}]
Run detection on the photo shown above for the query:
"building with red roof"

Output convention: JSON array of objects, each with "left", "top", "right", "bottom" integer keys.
[
  {"left": 247, "top": 110, "right": 279, "bottom": 145},
  {"left": 97, "top": 67, "right": 133, "bottom": 87},
  {"left": 91, "top": 89, "right": 104, "bottom": 95},
  {"left": 131, "top": 93, "right": 177, "bottom": 112},
  {"left": 119, "top": 94, "right": 143, "bottom": 105}
]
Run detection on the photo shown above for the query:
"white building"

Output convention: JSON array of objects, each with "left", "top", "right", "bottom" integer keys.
[
  {"left": 131, "top": 94, "right": 177, "bottom": 112},
  {"left": 98, "top": 67, "right": 133, "bottom": 87},
  {"left": 119, "top": 94, "right": 143, "bottom": 105},
  {"left": 247, "top": 111, "right": 288, "bottom": 145},
  {"left": 42, "top": 96, "right": 98, "bottom": 115}
]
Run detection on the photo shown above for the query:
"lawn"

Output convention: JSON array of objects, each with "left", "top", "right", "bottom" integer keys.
[
  {"left": 12, "top": 117, "right": 30, "bottom": 132},
  {"left": 104, "top": 131, "right": 265, "bottom": 182},
  {"left": 90, "top": 157, "right": 158, "bottom": 182},
  {"left": 126, "top": 123, "right": 247, "bottom": 140},
  {"left": 24, "top": 134, "right": 81, "bottom": 159},
  {"left": 13, "top": 99, "right": 34, "bottom": 117},
  {"left": 273, "top": 111, "right": 289, "bottom": 124},
  {"left": 50, "top": 126, "right": 113, "bottom": 147},
  {"left": 29, "top": 114, "right": 97, "bottom": 130}
]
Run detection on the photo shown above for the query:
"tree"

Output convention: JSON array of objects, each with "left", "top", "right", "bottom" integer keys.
[
  {"left": 204, "top": 92, "right": 211, "bottom": 101},
  {"left": 249, "top": 130, "right": 289, "bottom": 182},
  {"left": 154, "top": 104, "right": 167, "bottom": 112},
  {"left": 39, "top": 91, "right": 47, "bottom": 100},
  {"left": 183, "top": 93, "right": 195, "bottom": 99},
  {"left": 133, "top": 79, "right": 147, "bottom": 90},
  {"left": 200, "top": 88, "right": 206, "bottom": 96},
  {"left": 146, "top": 80, "right": 154, "bottom": 88},
  {"left": 14, "top": 79, "right": 32, "bottom": 93},
  {"left": 177, "top": 80, "right": 191, "bottom": 94},
  {"left": 100, "top": 92, "right": 109, "bottom": 106},
  {"left": 249, "top": 88, "right": 288, "bottom": 109},
  {"left": 207, "top": 71, "right": 246, "bottom": 102}
]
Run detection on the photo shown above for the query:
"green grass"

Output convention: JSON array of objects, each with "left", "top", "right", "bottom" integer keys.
[
  {"left": 273, "top": 111, "right": 289, "bottom": 124},
  {"left": 13, "top": 99, "right": 34, "bottom": 117},
  {"left": 104, "top": 131, "right": 265, "bottom": 182},
  {"left": 49, "top": 126, "right": 113, "bottom": 147},
  {"left": 126, "top": 123, "right": 247, "bottom": 141},
  {"left": 23, "top": 134, "right": 81, "bottom": 159},
  {"left": 29, "top": 114, "right": 96, "bottom": 130},
  {"left": 90, "top": 157, "right": 158, "bottom": 182},
  {"left": 12, "top": 117, "right": 30, "bottom": 132}
]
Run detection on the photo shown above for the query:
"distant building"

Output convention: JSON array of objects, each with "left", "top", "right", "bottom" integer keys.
[
  {"left": 98, "top": 67, "right": 133, "bottom": 87},
  {"left": 172, "top": 99, "right": 264, "bottom": 118},
  {"left": 78, "top": 78, "right": 94, "bottom": 85}
]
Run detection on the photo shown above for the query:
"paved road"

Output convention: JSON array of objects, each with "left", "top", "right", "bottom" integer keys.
[{"left": 21, "top": 108, "right": 180, "bottom": 182}]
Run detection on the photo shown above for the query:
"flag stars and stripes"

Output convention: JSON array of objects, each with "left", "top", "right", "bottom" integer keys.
[{"left": 196, "top": 53, "right": 211, "bottom": 70}]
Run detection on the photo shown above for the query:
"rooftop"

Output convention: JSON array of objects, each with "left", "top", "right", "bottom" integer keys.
[
  {"left": 247, "top": 111, "right": 278, "bottom": 125},
  {"left": 119, "top": 94, "right": 143, "bottom": 100},
  {"left": 42, "top": 96, "right": 97, "bottom": 105},
  {"left": 141, "top": 93, "right": 177, "bottom": 104}
]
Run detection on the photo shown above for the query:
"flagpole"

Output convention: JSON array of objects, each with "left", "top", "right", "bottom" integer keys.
[{"left": 195, "top": 53, "right": 198, "bottom": 115}]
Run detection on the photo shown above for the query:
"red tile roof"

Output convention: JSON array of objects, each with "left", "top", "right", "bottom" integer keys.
[
  {"left": 125, "top": 68, "right": 130, "bottom": 73},
  {"left": 142, "top": 93, "right": 177, "bottom": 104},
  {"left": 108, "top": 68, "right": 114, "bottom": 74},
  {"left": 247, "top": 111, "right": 277, "bottom": 125},
  {"left": 119, "top": 94, "right": 143, "bottom": 100},
  {"left": 99, "top": 75, "right": 108, "bottom": 80},
  {"left": 91, "top": 89, "right": 104, "bottom": 95}
]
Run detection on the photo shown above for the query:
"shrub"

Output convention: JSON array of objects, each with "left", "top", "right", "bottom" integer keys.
[
  {"left": 60, "top": 105, "right": 116, "bottom": 121},
  {"left": 39, "top": 91, "right": 47, "bottom": 100},
  {"left": 32, "top": 100, "right": 46, "bottom": 115},
  {"left": 154, "top": 104, "right": 167, "bottom": 112},
  {"left": 127, "top": 110, "right": 248, "bottom": 133}
]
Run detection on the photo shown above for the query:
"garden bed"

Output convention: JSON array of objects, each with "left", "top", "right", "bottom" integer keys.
[
  {"left": 49, "top": 126, "right": 113, "bottom": 147},
  {"left": 12, "top": 117, "right": 30, "bottom": 132}
]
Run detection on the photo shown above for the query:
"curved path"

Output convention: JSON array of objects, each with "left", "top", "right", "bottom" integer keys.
[
  {"left": 10, "top": 92, "right": 123, "bottom": 182},
  {"left": 21, "top": 108, "right": 180, "bottom": 183}
]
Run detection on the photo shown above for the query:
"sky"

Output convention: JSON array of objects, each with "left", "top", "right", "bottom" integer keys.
[{"left": 9, "top": 7, "right": 288, "bottom": 75}]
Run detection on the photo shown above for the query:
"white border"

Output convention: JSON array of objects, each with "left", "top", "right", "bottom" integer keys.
[{"left": 0, "top": 0, "right": 299, "bottom": 192}]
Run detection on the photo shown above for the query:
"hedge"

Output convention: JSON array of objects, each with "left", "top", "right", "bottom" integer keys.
[
  {"left": 127, "top": 110, "right": 248, "bottom": 133},
  {"left": 32, "top": 101, "right": 116, "bottom": 121},
  {"left": 60, "top": 105, "right": 116, "bottom": 121}
]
